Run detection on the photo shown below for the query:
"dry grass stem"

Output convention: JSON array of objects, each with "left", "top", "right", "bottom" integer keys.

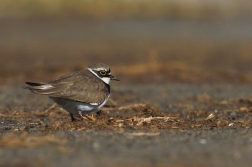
[
  {"left": 118, "top": 104, "right": 148, "bottom": 110},
  {"left": 45, "top": 103, "right": 57, "bottom": 113}
]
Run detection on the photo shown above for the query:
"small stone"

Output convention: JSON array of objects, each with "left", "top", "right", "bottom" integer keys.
[
  {"left": 206, "top": 113, "right": 215, "bottom": 120},
  {"left": 228, "top": 123, "right": 235, "bottom": 127},
  {"left": 199, "top": 139, "right": 207, "bottom": 144}
]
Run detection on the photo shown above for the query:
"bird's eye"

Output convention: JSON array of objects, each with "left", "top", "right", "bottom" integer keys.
[{"left": 99, "top": 71, "right": 106, "bottom": 75}]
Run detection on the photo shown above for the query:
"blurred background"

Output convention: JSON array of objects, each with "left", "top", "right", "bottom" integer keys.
[{"left": 0, "top": 0, "right": 252, "bottom": 84}]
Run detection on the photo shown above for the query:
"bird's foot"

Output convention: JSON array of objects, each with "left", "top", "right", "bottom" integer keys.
[
  {"left": 78, "top": 111, "right": 96, "bottom": 121},
  {"left": 83, "top": 114, "right": 96, "bottom": 121}
]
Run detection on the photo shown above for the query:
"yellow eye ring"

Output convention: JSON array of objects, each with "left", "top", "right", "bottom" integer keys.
[{"left": 99, "top": 71, "right": 106, "bottom": 75}]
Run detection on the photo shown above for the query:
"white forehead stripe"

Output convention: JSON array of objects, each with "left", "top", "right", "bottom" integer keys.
[{"left": 93, "top": 67, "right": 108, "bottom": 71}]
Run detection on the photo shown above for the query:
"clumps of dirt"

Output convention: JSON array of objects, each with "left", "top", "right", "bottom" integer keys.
[
  {"left": 1, "top": 98, "right": 252, "bottom": 132},
  {"left": 45, "top": 104, "right": 173, "bottom": 131},
  {"left": 102, "top": 104, "right": 179, "bottom": 130},
  {"left": 45, "top": 100, "right": 252, "bottom": 131}
]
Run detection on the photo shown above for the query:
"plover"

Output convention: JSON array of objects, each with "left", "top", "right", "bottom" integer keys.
[{"left": 23, "top": 63, "right": 119, "bottom": 121}]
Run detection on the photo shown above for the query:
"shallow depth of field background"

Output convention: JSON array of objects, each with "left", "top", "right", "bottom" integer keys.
[{"left": 0, "top": 0, "right": 252, "bottom": 84}]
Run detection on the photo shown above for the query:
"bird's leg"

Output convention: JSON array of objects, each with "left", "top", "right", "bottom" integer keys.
[
  {"left": 77, "top": 111, "right": 85, "bottom": 120},
  {"left": 70, "top": 113, "right": 77, "bottom": 122},
  {"left": 78, "top": 111, "right": 96, "bottom": 121}
]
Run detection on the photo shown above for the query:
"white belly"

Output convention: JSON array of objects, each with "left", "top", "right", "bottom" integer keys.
[
  {"left": 50, "top": 96, "right": 109, "bottom": 115},
  {"left": 77, "top": 103, "right": 97, "bottom": 112}
]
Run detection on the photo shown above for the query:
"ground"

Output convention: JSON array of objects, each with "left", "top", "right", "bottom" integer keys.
[{"left": 0, "top": 18, "right": 252, "bottom": 167}]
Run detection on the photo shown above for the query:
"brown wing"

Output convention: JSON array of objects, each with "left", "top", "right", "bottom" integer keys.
[{"left": 24, "top": 71, "right": 110, "bottom": 104}]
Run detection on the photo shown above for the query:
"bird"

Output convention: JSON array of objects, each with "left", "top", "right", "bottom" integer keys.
[{"left": 22, "top": 63, "right": 119, "bottom": 121}]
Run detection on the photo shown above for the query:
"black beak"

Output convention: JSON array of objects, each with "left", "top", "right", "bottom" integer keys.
[{"left": 110, "top": 75, "right": 120, "bottom": 81}]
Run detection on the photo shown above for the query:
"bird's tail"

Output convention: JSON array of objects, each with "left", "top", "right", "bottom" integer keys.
[
  {"left": 22, "top": 82, "right": 45, "bottom": 89},
  {"left": 22, "top": 82, "right": 54, "bottom": 94}
]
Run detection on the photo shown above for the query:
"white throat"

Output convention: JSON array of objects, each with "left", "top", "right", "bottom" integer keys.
[{"left": 87, "top": 67, "right": 111, "bottom": 84}]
